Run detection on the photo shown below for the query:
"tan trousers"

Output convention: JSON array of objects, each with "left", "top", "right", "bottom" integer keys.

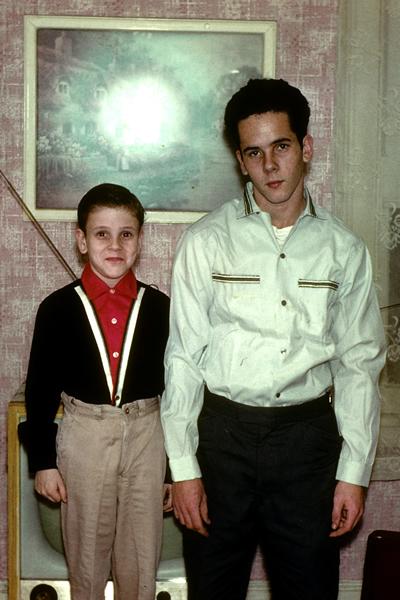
[{"left": 57, "top": 393, "right": 166, "bottom": 600}]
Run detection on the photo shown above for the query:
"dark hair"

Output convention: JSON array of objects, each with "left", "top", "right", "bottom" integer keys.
[
  {"left": 77, "top": 183, "right": 145, "bottom": 233},
  {"left": 224, "top": 78, "right": 310, "bottom": 151}
]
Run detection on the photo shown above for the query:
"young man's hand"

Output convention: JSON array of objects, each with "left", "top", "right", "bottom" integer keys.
[
  {"left": 330, "top": 481, "right": 365, "bottom": 537},
  {"left": 172, "top": 478, "right": 210, "bottom": 537},
  {"left": 34, "top": 468, "right": 67, "bottom": 503}
]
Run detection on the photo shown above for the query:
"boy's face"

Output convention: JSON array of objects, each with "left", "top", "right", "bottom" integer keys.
[{"left": 76, "top": 206, "right": 143, "bottom": 287}]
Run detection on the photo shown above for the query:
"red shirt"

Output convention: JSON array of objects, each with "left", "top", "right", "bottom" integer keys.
[{"left": 81, "top": 263, "right": 137, "bottom": 393}]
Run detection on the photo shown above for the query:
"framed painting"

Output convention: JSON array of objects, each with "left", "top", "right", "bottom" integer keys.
[{"left": 24, "top": 15, "right": 276, "bottom": 223}]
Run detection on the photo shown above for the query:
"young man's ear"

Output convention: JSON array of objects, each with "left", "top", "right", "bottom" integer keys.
[
  {"left": 76, "top": 229, "right": 88, "bottom": 255},
  {"left": 235, "top": 150, "right": 249, "bottom": 176},
  {"left": 302, "top": 134, "right": 314, "bottom": 164}
]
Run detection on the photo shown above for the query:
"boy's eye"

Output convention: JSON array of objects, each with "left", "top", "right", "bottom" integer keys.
[
  {"left": 96, "top": 231, "right": 107, "bottom": 237},
  {"left": 122, "top": 232, "right": 132, "bottom": 238}
]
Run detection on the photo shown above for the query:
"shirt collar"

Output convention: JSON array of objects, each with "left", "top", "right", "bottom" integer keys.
[
  {"left": 237, "top": 182, "right": 322, "bottom": 220},
  {"left": 80, "top": 262, "right": 138, "bottom": 301}
]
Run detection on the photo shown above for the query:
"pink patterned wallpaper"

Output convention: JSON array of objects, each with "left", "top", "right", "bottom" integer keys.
[{"left": 2, "top": 0, "right": 397, "bottom": 586}]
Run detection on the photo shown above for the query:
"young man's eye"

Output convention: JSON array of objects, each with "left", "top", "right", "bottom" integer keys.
[
  {"left": 122, "top": 232, "right": 132, "bottom": 238},
  {"left": 96, "top": 231, "right": 107, "bottom": 237}
]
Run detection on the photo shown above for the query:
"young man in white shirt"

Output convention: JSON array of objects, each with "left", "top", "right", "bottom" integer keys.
[{"left": 161, "top": 79, "right": 386, "bottom": 600}]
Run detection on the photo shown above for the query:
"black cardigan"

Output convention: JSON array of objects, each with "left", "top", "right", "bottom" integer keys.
[{"left": 21, "top": 279, "right": 170, "bottom": 472}]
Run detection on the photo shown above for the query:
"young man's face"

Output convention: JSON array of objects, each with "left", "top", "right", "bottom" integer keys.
[
  {"left": 76, "top": 206, "right": 143, "bottom": 287},
  {"left": 235, "top": 111, "right": 313, "bottom": 214}
]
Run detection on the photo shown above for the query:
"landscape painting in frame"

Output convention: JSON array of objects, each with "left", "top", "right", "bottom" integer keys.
[{"left": 24, "top": 16, "right": 276, "bottom": 222}]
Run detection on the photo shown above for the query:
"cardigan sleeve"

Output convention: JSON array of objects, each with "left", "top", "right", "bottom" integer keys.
[{"left": 22, "top": 294, "right": 67, "bottom": 472}]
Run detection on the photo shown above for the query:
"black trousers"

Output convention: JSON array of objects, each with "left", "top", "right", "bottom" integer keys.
[{"left": 183, "top": 389, "right": 342, "bottom": 600}]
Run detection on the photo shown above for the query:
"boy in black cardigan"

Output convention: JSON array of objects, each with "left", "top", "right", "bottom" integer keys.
[{"left": 22, "top": 183, "right": 171, "bottom": 600}]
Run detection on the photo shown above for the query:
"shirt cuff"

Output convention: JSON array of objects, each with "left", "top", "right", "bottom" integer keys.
[
  {"left": 169, "top": 455, "right": 202, "bottom": 482},
  {"left": 336, "top": 456, "right": 374, "bottom": 488}
]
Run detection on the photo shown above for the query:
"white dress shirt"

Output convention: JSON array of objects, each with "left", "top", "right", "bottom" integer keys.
[{"left": 161, "top": 184, "right": 386, "bottom": 487}]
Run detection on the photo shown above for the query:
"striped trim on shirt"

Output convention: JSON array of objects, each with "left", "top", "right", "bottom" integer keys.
[
  {"left": 212, "top": 273, "right": 260, "bottom": 284},
  {"left": 298, "top": 279, "right": 339, "bottom": 291}
]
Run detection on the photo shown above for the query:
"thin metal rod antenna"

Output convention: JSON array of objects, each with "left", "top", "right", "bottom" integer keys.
[{"left": 0, "top": 169, "right": 77, "bottom": 281}]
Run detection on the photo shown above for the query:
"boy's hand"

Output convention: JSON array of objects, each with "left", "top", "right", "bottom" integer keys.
[
  {"left": 34, "top": 468, "right": 67, "bottom": 503},
  {"left": 163, "top": 483, "right": 173, "bottom": 512}
]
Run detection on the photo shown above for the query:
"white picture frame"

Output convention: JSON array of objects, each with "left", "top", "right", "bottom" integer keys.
[{"left": 24, "top": 15, "right": 276, "bottom": 223}]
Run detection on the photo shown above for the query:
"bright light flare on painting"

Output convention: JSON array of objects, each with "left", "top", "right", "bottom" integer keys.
[{"left": 103, "top": 79, "right": 184, "bottom": 145}]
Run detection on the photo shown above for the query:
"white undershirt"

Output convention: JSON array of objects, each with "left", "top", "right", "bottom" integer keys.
[{"left": 272, "top": 224, "right": 293, "bottom": 248}]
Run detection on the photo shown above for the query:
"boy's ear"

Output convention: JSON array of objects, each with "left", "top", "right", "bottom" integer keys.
[
  {"left": 76, "top": 228, "right": 88, "bottom": 254},
  {"left": 138, "top": 227, "right": 144, "bottom": 256}
]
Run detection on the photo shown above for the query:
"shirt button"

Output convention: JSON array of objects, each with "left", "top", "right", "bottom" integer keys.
[
  {"left": 281, "top": 300, "right": 287, "bottom": 306},
  {"left": 281, "top": 348, "right": 287, "bottom": 354},
  {"left": 113, "top": 352, "right": 119, "bottom": 358},
  {"left": 110, "top": 289, "right": 115, "bottom": 294},
  {"left": 276, "top": 392, "right": 281, "bottom": 398},
  {"left": 280, "top": 253, "right": 285, "bottom": 259},
  {"left": 114, "top": 395, "right": 120, "bottom": 402},
  {"left": 111, "top": 318, "right": 117, "bottom": 324}
]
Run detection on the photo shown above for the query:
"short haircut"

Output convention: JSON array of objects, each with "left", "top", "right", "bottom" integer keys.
[
  {"left": 224, "top": 78, "right": 311, "bottom": 151},
  {"left": 77, "top": 183, "right": 145, "bottom": 234}
]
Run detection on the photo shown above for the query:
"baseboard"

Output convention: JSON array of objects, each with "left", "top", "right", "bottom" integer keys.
[
  {"left": 245, "top": 579, "right": 362, "bottom": 599},
  {"left": 338, "top": 580, "right": 363, "bottom": 600},
  {"left": 0, "top": 581, "right": 6, "bottom": 600},
  {"left": 0, "top": 578, "right": 363, "bottom": 599}
]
